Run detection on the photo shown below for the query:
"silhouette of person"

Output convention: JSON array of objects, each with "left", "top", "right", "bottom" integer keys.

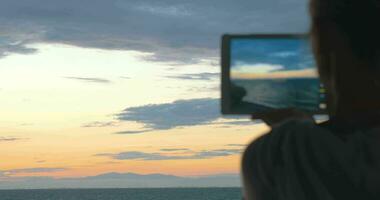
[
  {"left": 241, "top": 0, "right": 380, "bottom": 199},
  {"left": 230, "top": 83, "right": 271, "bottom": 113}
]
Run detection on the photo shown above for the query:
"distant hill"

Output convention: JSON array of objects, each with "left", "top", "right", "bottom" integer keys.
[{"left": 0, "top": 172, "right": 241, "bottom": 189}]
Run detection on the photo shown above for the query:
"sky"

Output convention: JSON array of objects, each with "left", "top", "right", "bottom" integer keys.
[
  {"left": 0, "top": 0, "right": 310, "bottom": 187},
  {"left": 231, "top": 38, "right": 317, "bottom": 79}
]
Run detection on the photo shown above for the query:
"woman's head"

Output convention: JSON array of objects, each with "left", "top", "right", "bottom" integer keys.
[
  {"left": 309, "top": 0, "right": 380, "bottom": 116},
  {"left": 310, "top": 0, "right": 379, "bottom": 61}
]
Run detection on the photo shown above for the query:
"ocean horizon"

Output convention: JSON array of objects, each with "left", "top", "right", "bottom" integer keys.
[
  {"left": 0, "top": 187, "right": 243, "bottom": 200},
  {"left": 232, "top": 78, "right": 321, "bottom": 111}
]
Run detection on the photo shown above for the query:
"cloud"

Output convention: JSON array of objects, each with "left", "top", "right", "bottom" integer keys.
[
  {"left": 160, "top": 148, "right": 190, "bottom": 152},
  {"left": 232, "top": 63, "right": 284, "bottom": 74},
  {"left": 231, "top": 39, "right": 315, "bottom": 72},
  {"left": 226, "top": 144, "right": 246, "bottom": 147},
  {"left": 0, "top": 137, "right": 26, "bottom": 142},
  {"left": 116, "top": 98, "right": 220, "bottom": 130},
  {"left": 1, "top": 168, "right": 67, "bottom": 175},
  {"left": 0, "top": 0, "right": 310, "bottom": 64},
  {"left": 96, "top": 149, "right": 242, "bottom": 161},
  {"left": 115, "top": 98, "right": 255, "bottom": 131},
  {"left": 0, "top": 41, "right": 37, "bottom": 58},
  {"left": 216, "top": 120, "right": 256, "bottom": 126},
  {"left": 82, "top": 121, "right": 118, "bottom": 128},
  {"left": 64, "top": 77, "right": 111, "bottom": 84},
  {"left": 165, "top": 72, "right": 219, "bottom": 81},
  {"left": 136, "top": 4, "right": 192, "bottom": 17},
  {"left": 272, "top": 51, "right": 298, "bottom": 58},
  {"left": 195, "top": 149, "right": 242, "bottom": 158},
  {"left": 96, "top": 152, "right": 173, "bottom": 160},
  {"left": 19, "top": 123, "right": 34, "bottom": 126},
  {"left": 119, "top": 76, "right": 131, "bottom": 80},
  {"left": 186, "top": 85, "right": 220, "bottom": 93},
  {"left": 114, "top": 130, "right": 152, "bottom": 134}
]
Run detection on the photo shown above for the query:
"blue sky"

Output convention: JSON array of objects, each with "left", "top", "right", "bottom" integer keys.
[{"left": 231, "top": 38, "right": 315, "bottom": 73}]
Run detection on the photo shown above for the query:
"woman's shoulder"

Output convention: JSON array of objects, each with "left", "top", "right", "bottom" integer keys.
[
  {"left": 264, "top": 119, "right": 355, "bottom": 160},
  {"left": 242, "top": 119, "right": 362, "bottom": 199},
  {"left": 243, "top": 119, "right": 380, "bottom": 199},
  {"left": 264, "top": 119, "right": 341, "bottom": 147},
  {"left": 243, "top": 119, "right": 353, "bottom": 177}
]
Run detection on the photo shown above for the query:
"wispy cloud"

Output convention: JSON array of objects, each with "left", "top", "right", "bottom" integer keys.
[
  {"left": 1, "top": 168, "right": 67, "bottom": 175},
  {"left": 164, "top": 72, "right": 219, "bottom": 81},
  {"left": 114, "top": 130, "right": 152, "bottom": 134},
  {"left": 214, "top": 120, "right": 256, "bottom": 126},
  {"left": 19, "top": 123, "right": 34, "bottom": 126},
  {"left": 120, "top": 76, "right": 132, "bottom": 80},
  {"left": 187, "top": 85, "right": 219, "bottom": 93},
  {"left": 0, "top": 137, "right": 26, "bottom": 142},
  {"left": 82, "top": 121, "right": 118, "bottom": 128},
  {"left": 0, "top": 39, "right": 38, "bottom": 58},
  {"left": 95, "top": 148, "right": 242, "bottom": 161},
  {"left": 226, "top": 144, "right": 246, "bottom": 147},
  {"left": 64, "top": 77, "right": 112, "bottom": 84},
  {"left": 160, "top": 148, "right": 190, "bottom": 152}
]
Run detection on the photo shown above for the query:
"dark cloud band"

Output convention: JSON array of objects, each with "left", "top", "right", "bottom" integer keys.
[
  {"left": 116, "top": 98, "right": 220, "bottom": 130},
  {"left": 114, "top": 98, "right": 255, "bottom": 132},
  {"left": 0, "top": 0, "right": 309, "bottom": 64}
]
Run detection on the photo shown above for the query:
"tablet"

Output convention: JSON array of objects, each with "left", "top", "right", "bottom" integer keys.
[{"left": 221, "top": 34, "right": 327, "bottom": 115}]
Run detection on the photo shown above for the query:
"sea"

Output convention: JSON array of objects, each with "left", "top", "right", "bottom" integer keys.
[
  {"left": 232, "top": 78, "right": 322, "bottom": 112},
  {"left": 0, "top": 188, "right": 242, "bottom": 200}
]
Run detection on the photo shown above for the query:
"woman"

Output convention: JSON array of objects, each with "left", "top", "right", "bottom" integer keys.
[{"left": 242, "top": 0, "right": 380, "bottom": 199}]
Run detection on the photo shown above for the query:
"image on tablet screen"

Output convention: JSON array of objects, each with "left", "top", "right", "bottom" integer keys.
[{"left": 230, "top": 38, "right": 325, "bottom": 113}]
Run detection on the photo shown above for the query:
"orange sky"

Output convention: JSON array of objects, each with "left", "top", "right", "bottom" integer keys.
[{"left": 0, "top": 44, "right": 269, "bottom": 179}]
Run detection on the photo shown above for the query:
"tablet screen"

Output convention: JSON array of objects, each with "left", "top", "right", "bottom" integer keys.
[{"left": 223, "top": 35, "right": 326, "bottom": 114}]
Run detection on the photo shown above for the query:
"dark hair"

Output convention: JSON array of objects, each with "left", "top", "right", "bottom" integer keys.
[{"left": 310, "top": 0, "right": 380, "bottom": 64}]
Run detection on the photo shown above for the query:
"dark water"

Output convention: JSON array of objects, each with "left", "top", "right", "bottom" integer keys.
[
  {"left": 0, "top": 188, "right": 242, "bottom": 200},
  {"left": 232, "top": 78, "right": 322, "bottom": 112}
]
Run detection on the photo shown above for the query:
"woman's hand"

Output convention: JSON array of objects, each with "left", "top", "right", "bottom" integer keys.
[{"left": 251, "top": 108, "right": 315, "bottom": 127}]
